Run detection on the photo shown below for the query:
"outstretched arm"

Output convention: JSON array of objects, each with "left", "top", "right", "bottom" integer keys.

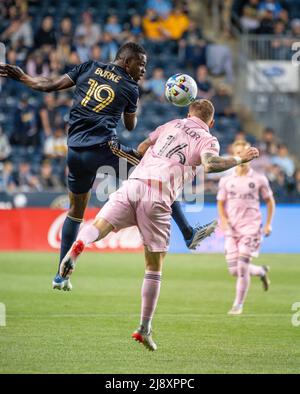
[
  {"left": 0, "top": 64, "right": 74, "bottom": 92},
  {"left": 201, "top": 147, "right": 259, "bottom": 173}
]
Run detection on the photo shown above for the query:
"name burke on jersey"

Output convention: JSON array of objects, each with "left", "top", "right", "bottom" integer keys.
[{"left": 95, "top": 67, "right": 122, "bottom": 83}]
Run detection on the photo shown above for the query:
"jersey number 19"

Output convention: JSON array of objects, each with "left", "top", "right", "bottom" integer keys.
[{"left": 81, "top": 78, "right": 115, "bottom": 113}]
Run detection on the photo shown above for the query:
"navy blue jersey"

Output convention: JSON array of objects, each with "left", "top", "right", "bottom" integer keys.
[{"left": 66, "top": 60, "right": 139, "bottom": 147}]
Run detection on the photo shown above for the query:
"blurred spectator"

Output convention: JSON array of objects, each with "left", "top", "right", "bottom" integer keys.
[
  {"left": 292, "top": 169, "right": 300, "bottom": 199},
  {"left": 291, "top": 18, "right": 300, "bottom": 37},
  {"left": 90, "top": 45, "right": 102, "bottom": 62},
  {"left": 35, "top": 16, "right": 57, "bottom": 48},
  {"left": 26, "top": 50, "right": 50, "bottom": 77},
  {"left": 207, "top": 44, "right": 234, "bottom": 83},
  {"left": 59, "top": 17, "right": 73, "bottom": 43},
  {"left": 267, "top": 163, "right": 290, "bottom": 199},
  {"left": 272, "top": 144, "right": 295, "bottom": 177},
  {"left": 39, "top": 94, "right": 60, "bottom": 137},
  {"left": 64, "top": 51, "right": 81, "bottom": 73},
  {"left": 240, "top": 0, "right": 261, "bottom": 33},
  {"left": 75, "top": 11, "right": 101, "bottom": 48},
  {"left": 104, "top": 15, "right": 122, "bottom": 41},
  {"left": 0, "top": 161, "right": 17, "bottom": 192},
  {"left": 0, "top": 125, "right": 12, "bottom": 161},
  {"left": 11, "top": 96, "right": 38, "bottom": 147},
  {"left": 38, "top": 160, "right": 63, "bottom": 191},
  {"left": 196, "top": 65, "right": 214, "bottom": 100},
  {"left": 143, "top": 68, "right": 166, "bottom": 101},
  {"left": 16, "top": 162, "right": 41, "bottom": 191},
  {"left": 258, "top": 0, "right": 284, "bottom": 20},
  {"left": 271, "top": 20, "right": 290, "bottom": 59},
  {"left": 100, "top": 32, "right": 118, "bottom": 62},
  {"left": 74, "top": 34, "right": 90, "bottom": 63},
  {"left": 0, "top": 11, "right": 33, "bottom": 47},
  {"left": 56, "top": 36, "right": 73, "bottom": 68},
  {"left": 212, "top": 83, "right": 236, "bottom": 118},
  {"left": 146, "top": 0, "right": 172, "bottom": 17},
  {"left": 143, "top": 9, "right": 163, "bottom": 41},
  {"left": 179, "top": 35, "right": 207, "bottom": 70},
  {"left": 44, "top": 127, "right": 67, "bottom": 160},
  {"left": 258, "top": 9, "right": 275, "bottom": 34},
  {"left": 130, "top": 14, "right": 143, "bottom": 37},
  {"left": 161, "top": 7, "right": 189, "bottom": 40},
  {"left": 258, "top": 127, "right": 278, "bottom": 155}
]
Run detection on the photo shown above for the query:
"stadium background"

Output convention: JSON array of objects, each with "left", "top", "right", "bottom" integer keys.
[{"left": 0, "top": 0, "right": 299, "bottom": 252}]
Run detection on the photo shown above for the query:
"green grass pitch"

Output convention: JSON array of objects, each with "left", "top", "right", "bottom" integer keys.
[{"left": 0, "top": 252, "right": 299, "bottom": 374}]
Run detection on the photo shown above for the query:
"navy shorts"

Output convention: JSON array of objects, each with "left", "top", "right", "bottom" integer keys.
[{"left": 67, "top": 140, "right": 142, "bottom": 194}]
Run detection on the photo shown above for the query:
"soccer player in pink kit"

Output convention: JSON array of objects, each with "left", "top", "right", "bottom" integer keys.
[
  {"left": 217, "top": 140, "right": 275, "bottom": 316},
  {"left": 60, "top": 100, "right": 259, "bottom": 350}
]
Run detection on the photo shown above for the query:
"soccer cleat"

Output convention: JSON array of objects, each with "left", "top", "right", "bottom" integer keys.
[
  {"left": 260, "top": 265, "right": 271, "bottom": 291},
  {"left": 186, "top": 220, "right": 218, "bottom": 250},
  {"left": 59, "top": 240, "right": 85, "bottom": 279},
  {"left": 132, "top": 328, "right": 157, "bottom": 351},
  {"left": 52, "top": 274, "right": 73, "bottom": 291},
  {"left": 228, "top": 305, "right": 243, "bottom": 315}
]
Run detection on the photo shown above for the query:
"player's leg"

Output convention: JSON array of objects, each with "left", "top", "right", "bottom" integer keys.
[
  {"left": 59, "top": 181, "right": 137, "bottom": 280},
  {"left": 131, "top": 181, "right": 171, "bottom": 351},
  {"left": 110, "top": 140, "right": 217, "bottom": 249},
  {"left": 247, "top": 236, "right": 271, "bottom": 291},
  {"left": 59, "top": 217, "right": 114, "bottom": 279},
  {"left": 132, "top": 248, "right": 165, "bottom": 352},
  {"left": 225, "top": 236, "right": 238, "bottom": 277},
  {"left": 53, "top": 191, "right": 91, "bottom": 290},
  {"left": 229, "top": 236, "right": 253, "bottom": 315},
  {"left": 53, "top": 146, "right": 99, "bottom": 290},
  {"left": 171, "top": 201, "right": 218, "bottom": 250}
]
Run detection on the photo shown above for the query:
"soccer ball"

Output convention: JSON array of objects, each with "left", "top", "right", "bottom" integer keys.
[{"left": 165, "top": 73, "right": 198, "bottom": 107}]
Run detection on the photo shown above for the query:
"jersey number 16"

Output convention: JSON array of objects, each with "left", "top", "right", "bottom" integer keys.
[{"left": 81, "top": 78, "right": 115, "bottom": 112}]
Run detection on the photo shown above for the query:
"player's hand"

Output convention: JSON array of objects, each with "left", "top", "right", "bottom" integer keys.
[
  {"left": 0, "top": 63, "right": 25, "bottom": 81},
  {"left": 240, "top": 147, "right": 259, "bottom": 163},
  {"left": 264, "top": 224, "right": 272, "bottom": 237}
]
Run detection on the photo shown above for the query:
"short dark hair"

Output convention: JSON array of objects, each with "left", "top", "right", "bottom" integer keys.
[{"left": 115, "top": 42, "right": 146, "bottom": 60}]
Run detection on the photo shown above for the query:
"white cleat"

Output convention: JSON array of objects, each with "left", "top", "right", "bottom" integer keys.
[
  {"left": 228, "top": 305, "right": 243, "bottom": 315},
  {"left": 52, "top": 275, "right": 73, "bottom": 291},
  {"left": 59, "top": 240, "right": 85, "bottom": 279},
  {"left": 186, "top": 220, "right": 218, "bottom": 250},
  {"left": 132, "top": 328, "right": 157, "bottom": 351}
]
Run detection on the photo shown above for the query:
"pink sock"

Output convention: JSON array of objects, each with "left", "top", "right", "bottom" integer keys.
[
  {"left": 77, "top": 224, "right": 100, "bottom": 245},
  {"left": 140, "top": 271, "right": 162, "bottom": 333},
  {"left": 249, "top": 264, "right": 265, "bottom": 277},
  {"left": 234, "top": 258, "right": 250, "bottom": 307}
]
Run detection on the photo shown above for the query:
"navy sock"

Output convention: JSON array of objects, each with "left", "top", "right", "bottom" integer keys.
[
  {"left": 171, "top": 201, "right": 193, "bottom": 241},
  {"left": 57, "top": 216, "right": 82, "bottom": 274}
]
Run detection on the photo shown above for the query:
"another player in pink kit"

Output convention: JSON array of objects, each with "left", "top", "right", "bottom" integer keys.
[
  {"left": 217, "top": 140, "right": 275, "bottom": 316},
  {"left": 60, "top": 100, "right": 259, "bottom": 350}
]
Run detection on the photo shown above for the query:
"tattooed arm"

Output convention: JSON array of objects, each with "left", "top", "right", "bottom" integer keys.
[
  {"left": 201, "top": 147, "right": 259, "bottom": 173},
  {"left": 0, "top": 64, "right": 74, "bottom": 92}
]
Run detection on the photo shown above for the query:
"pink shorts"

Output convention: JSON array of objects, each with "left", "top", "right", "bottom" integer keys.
[
  {"left": 225, "top": 233, "right": 262, "bottom": 263},
  {"left": 97, "top": 179, "right": 172, "bottom": 252}
]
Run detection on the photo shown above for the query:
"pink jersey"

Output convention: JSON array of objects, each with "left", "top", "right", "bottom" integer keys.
[
  {"left": 130, "top": 116, "right": 220, "bottom": 202},
  {"left": 217, "top": 168, "right": 273, "bottom": 236}
]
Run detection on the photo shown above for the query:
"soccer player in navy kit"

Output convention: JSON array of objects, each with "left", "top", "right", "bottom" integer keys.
[{"left": 0, "top": 42, "right": 217, "bottom": 290}]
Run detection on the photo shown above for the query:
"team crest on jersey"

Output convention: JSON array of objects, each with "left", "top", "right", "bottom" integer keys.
[{"left": 249, "top": 182, "right": 256, "bottom": 189}]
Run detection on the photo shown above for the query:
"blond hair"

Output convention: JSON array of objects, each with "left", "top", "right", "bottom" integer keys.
[{"left": 189, "top": 99, "right": 215, "bottom": 124}]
